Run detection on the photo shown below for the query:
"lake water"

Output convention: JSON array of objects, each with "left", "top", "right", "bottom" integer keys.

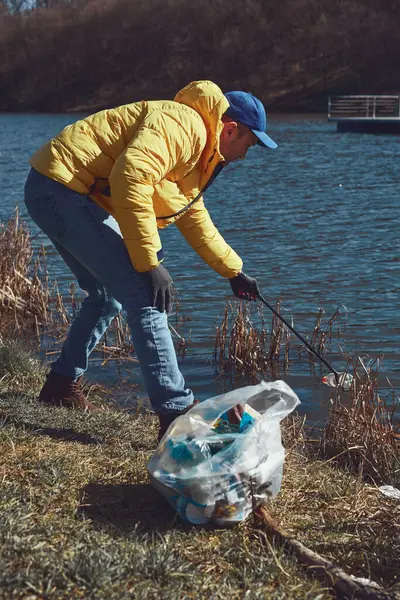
[{"left": 1, "top": 113, "right": 399, "bottom": 422}]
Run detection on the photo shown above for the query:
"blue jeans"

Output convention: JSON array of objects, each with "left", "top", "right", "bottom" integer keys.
[{"left": 24, "top": 168, "right": 193, "bottom": 415}]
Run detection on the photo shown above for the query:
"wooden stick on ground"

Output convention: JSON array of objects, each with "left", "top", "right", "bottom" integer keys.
[{"left": 255, "top": 504, "right": 399, "bottom": 600}]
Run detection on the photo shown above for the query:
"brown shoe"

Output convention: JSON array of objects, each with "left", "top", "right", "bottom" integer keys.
[
  {"left": 158, "top": 399, "right": 200, "bottom": 442},
  {"left": 38, "top": 372, "right": 97, "bottom": 411}
]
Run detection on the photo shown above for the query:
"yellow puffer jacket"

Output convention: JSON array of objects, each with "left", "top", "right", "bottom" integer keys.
[{"left": 30, "top": 80, "right": 243, "bottom": 277}]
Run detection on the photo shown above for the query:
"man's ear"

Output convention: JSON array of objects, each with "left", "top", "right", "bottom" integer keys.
[{"left": 225, "top": 121, "right": 239, "bottom": 138}]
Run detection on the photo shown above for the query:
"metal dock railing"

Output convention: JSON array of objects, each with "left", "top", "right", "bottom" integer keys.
[{"left": 328, "top": 95, "right": 400, "bottom": 132}]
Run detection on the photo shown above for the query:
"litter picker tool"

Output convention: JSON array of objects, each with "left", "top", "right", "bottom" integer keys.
[{"left": 257, "top": 291, "right": 353, "bottom": 391}]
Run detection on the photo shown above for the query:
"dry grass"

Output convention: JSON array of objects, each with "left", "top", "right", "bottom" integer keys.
[
  {"left": 0, "top": 345, "right": 399, "bottom": 599},
  {"left": 0, "top": 338, "right": 45, "bottom": 395},
  {"left": 267, "top": 448, "right": 400, "bottom": 591},
  {"left": 0, "top": 208, "right": 78, "bottom": 357},
  {"left": 315, "top": 358, "right": 400, "bottom": 486},
  {"left": 214, "top": 301, "right": 399, "bottom": 488},
  {"left": 214, "top": 301, "right": 344, "bottom": 382},
  {"left": 0, "top": 208, "right": 51, "bottom": 336},
  {"left": 214, "top": 300, "right": 290, "bottom": 382},
  {"left": 298, "top": 307, "right": 342, "bottom": 359}
]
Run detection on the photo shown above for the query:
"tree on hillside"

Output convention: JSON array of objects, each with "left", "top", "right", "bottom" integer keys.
[
  {"left": 0, "top": 0, "right": 399, "bottom": 112},
  {"left": 0, "top": 0, "right": 76, "bottom": 13},
  {"left": 0, "top": 0, "right": 30, "bottom": 13}
]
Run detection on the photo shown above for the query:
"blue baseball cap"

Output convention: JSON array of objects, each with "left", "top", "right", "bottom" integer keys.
[{"left": 224, "top": 91, "right": 278, "bottom": 149}]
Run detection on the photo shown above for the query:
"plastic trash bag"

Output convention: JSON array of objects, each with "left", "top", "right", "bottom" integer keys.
[{"left": 148, "top": 380, "right": 300, "bottom": 526}]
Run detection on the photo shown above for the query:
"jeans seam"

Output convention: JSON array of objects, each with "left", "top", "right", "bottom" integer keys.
[
  {"left": 82, "top": 291, "right": 107, "bottom": 353},
  {"left": 149, "top": 311, "right": 168, "bottom": 392},
  {"left": 56, "top": 293, "right": 119, "bottom": 377}
]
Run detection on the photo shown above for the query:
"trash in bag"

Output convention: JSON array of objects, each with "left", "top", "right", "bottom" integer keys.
[{"left": 148, "top": 380, "right": 300, "bottom": 526}]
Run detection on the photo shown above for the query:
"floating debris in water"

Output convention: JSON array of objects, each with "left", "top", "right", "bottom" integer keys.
[{"left": 322, "top": 372, "right": 353, "bottom": 391}]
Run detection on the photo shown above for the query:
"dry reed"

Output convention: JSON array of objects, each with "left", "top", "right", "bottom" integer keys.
[
  {"left": 214, "top": 300, "right": 289, "bottom": 381},
  {"left": 214, "top": 300, "right": 343, "bottom": 381},
  {"left": 297, "top": 306, "right": 342, "bottom": 365},
  {"left": 0, "top": 208, "right": 52, "bottom": 336},
  {"left": 316, "top": 357, "right": 400, "bottom": 486},
  {"left": 214, "top": 301, "right": 399, "bottom": 485}
]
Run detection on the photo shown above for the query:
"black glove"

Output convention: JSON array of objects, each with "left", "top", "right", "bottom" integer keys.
[
  {"left": 139, "top": 264, "right": 174, "bottom": 313},
  {"left": 229, "top": 271, "right": 259, "bottom": 301}
]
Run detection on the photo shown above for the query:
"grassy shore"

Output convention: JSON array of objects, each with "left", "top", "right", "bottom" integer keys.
[
  {"left": 0, "top": 341, "right": 399, "bottom": 599},
  {"left": 1, "top": 214, "right": 399, "bottom": 598}
]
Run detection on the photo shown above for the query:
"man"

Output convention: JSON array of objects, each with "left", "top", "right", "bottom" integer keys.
[{"left": 24, "top": 80, "right": 277, "bottom": 439}]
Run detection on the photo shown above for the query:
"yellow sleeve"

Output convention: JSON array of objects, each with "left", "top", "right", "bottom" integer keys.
[
  {"left": 109, "top": 113, "right": 205, "bottom": 272},
  {"left": 175, "top": 198, "right": 243, "bottom": 278}
]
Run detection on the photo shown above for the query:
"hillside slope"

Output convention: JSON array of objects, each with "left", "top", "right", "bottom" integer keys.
[{"left": 0, "top": 0, "right": 399, "bottom": 112}]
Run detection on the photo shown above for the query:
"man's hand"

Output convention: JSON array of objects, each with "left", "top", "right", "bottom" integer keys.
[
  {"left": 139, "top": 264, "right": 174, "bottom": 313},
  {"left": 229, "top": 272, "right": 259, "bottom": 301}
]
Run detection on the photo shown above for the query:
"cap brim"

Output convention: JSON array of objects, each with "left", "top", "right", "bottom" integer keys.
[{"left": 252, "top": 130, "right": 278, "bottom": 149}]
